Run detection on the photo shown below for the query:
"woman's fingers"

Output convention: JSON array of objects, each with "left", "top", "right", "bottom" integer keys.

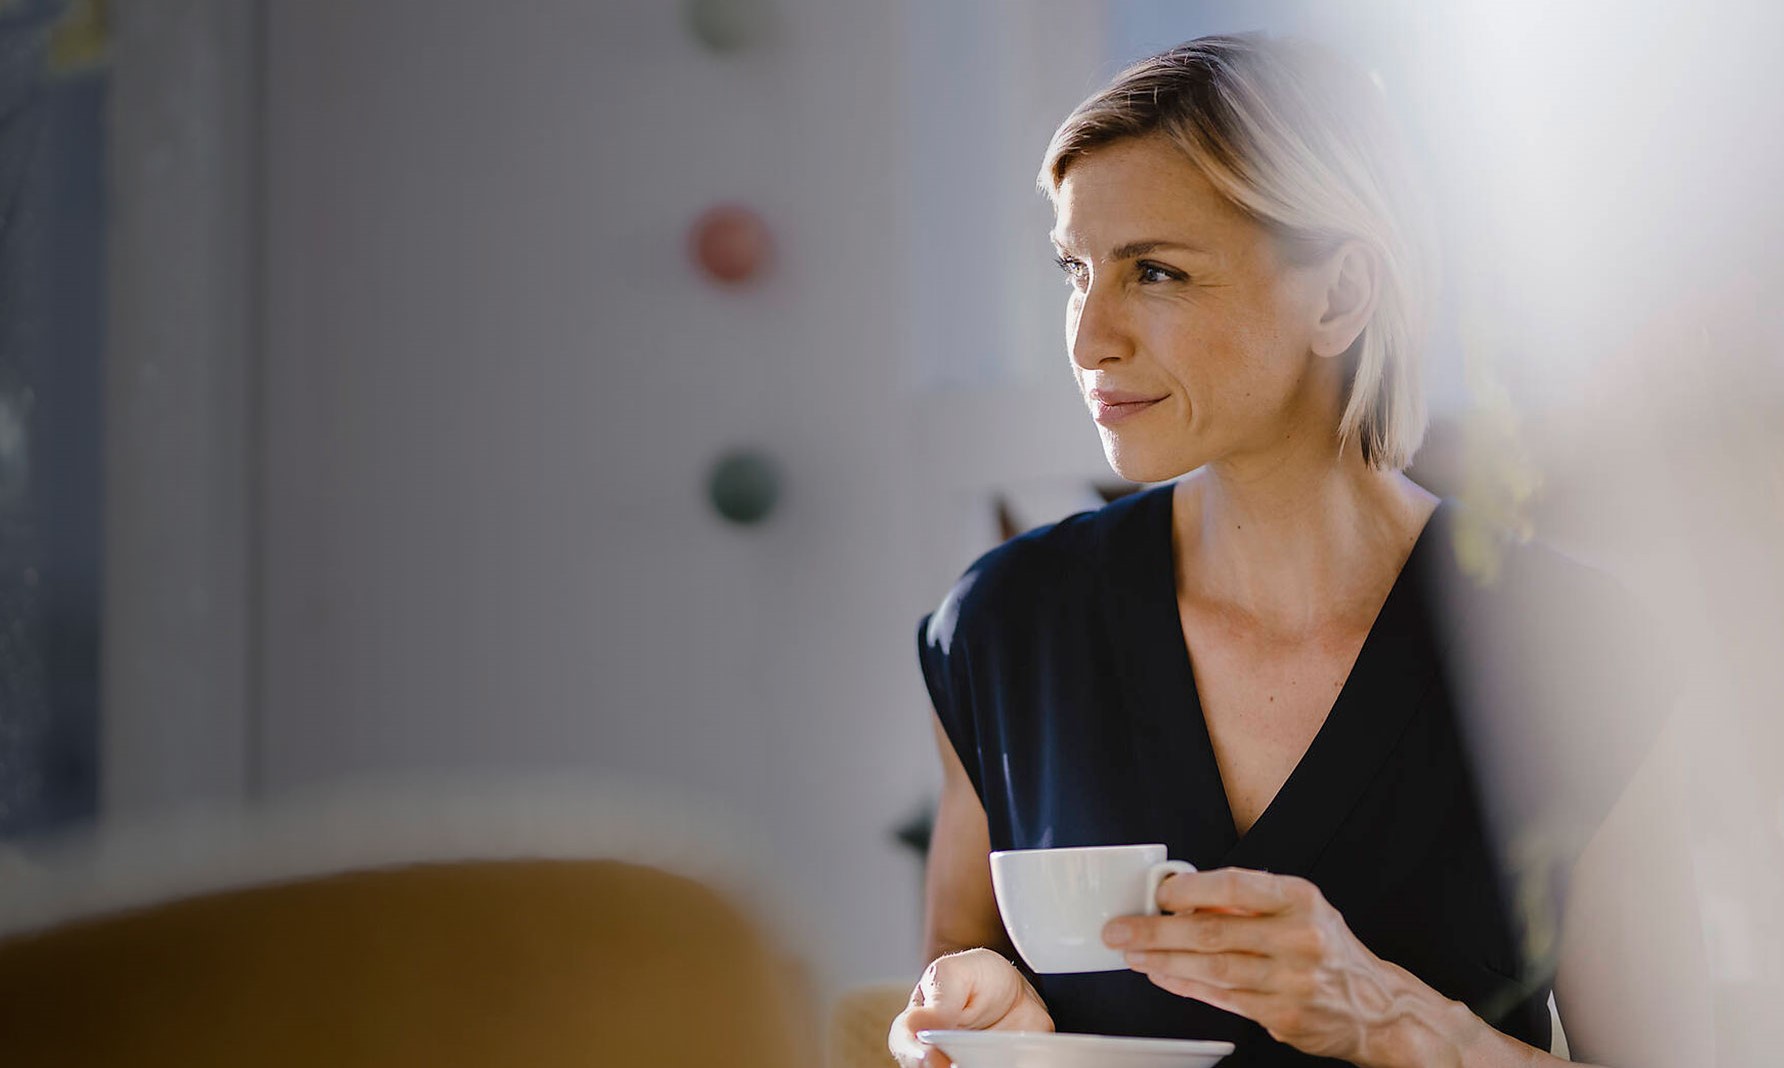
[
  {"left": 1109, "top": 867, "right": 1443, "bottom": 1063},
  {"left": 890, "top": 964, "right": 970, "bottom": 1068},
  {"left": 890, "top": 960, "right": 965, "bottom": 1068},
  {"left": 1124, "top": 948, "right": 1276, "bottom": 990},
  {"left": 891, "top": 1002, "right": 960, "bottom": 1068},
  {"left": 1106, "top": 908, "right": 1296, "bottom": 956},
  {"left": 1104, "top": 868, "right": 1327, "bottom": 966},
  {"left": 1156, "top": 867, "right": 1311, "bottom": 916},
  {"left": 887, "top": 1006, "right": 926, "bottom": 1068},
  {"left": 890, "top": 948, "right": 1051, "bottom": 1067},
  {"left": 897, "top": 1001, "right": 969, "bottom": 1039},
  {"left": 905, "top": 1007, "right": 966, "bottom": 1068},
  {"left": 888, "top": 1004, "right": 956, "bottom": 1068},
  {"left": 1146, "top": 971, "right": 1279, "bottom": 1020},
  {"left": 922, "top": 948, "right": 1017, "bottom": 1026},
  {"left": 1105, "top": 868, "right": 1330, "bottom": 998}
]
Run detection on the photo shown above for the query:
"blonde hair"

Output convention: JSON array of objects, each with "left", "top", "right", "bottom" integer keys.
[{"left": 1040, "top": 33, "right": 1432, "bottom": 470}]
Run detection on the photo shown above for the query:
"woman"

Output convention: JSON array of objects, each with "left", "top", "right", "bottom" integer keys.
[{"left": 890, "top": 34, "right": 1710, "bottom": 1068}]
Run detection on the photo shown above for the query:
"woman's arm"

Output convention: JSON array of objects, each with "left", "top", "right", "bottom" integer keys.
[
  {"left": 890, "top": 713, "right": 1052, "bottom": 1068},
  {"left": 922, "top": 712, "right": 1014, "bottom": 961}
]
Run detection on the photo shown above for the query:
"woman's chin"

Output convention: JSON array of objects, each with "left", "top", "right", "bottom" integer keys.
[{"left": 1102, "top": 441, "right": 1197, "bottom": 485}]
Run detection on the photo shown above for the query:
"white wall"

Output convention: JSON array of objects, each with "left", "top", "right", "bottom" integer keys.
[
  {"left": 103, "top": 0, "right": 257, "bottom": 814},
  {"left": 254, "top": 0, "right": 1107, "bottom": 993}
]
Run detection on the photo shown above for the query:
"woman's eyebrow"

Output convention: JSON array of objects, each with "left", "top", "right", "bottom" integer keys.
[
  {"left": 1108, "top": 238, "right": 1210, "bottom": 259},
  {"left": 1048, "top": 234, "right": 1211, "bottom": 259}
]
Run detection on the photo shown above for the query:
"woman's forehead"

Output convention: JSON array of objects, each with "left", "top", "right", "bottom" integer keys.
[{"left": 1053, "top": 139, "right": 1248, "bottom": 257}]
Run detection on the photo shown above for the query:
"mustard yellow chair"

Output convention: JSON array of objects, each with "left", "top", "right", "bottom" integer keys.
[
  {"left": 0, "top": 784, "right": 814, "bottom": 1067},
  {"left": 828, "top": 981, "right": 910, "bottom": 1068}
]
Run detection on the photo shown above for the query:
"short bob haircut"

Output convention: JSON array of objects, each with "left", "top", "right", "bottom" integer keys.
[{"left": 1040, "top": 33, "right": 1433, "bottom": 472}]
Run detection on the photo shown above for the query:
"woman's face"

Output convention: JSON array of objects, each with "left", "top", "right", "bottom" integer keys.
[{"left": 1051, "top": 135, "right": 1346, "bottom": 484}]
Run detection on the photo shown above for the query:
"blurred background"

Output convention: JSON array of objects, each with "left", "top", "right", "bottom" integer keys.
[{"left": 1, "top": 0, "right": 1781, "bottom": 1063}]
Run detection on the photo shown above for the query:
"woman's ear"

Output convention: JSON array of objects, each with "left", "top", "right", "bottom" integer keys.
[{"left": 1310, "top": 240, "right": 1380, "bottom": 359}]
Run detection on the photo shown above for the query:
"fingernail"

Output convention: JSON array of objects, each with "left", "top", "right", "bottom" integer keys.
[{"left": 1103, "top": 922, "right": 1130, "bottom": 946}]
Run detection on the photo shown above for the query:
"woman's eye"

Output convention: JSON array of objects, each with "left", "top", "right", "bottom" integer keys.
[
  {"left": 1053, "top": 254, "right": 1088, "bottom": 288},
  {"left": 1137, "top": 261, "right": 1180, "bottom": 284}
]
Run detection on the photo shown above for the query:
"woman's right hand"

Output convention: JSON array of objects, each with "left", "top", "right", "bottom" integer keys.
[{"left": 888, "top": 948, "right": 1055, "bottom": 1068}]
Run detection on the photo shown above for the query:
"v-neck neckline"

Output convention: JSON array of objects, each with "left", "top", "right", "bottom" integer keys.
[{"left": 1102, "top": 482, "right": 1449, "bottom": 875}]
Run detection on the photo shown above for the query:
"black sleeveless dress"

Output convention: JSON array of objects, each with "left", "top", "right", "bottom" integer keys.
[{"left": 917, "top": 483, "right": 1672, "bottom": 1067}]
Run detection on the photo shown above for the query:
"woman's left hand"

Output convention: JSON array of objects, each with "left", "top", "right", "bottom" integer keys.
[{"left": 1102, "top": 867, "right": 1478, "bottom": 1067}]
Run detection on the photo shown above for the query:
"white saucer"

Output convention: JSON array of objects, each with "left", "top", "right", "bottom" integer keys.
[{"left": 917, "top": 1029, "right": 1235, "bottom": 1068}]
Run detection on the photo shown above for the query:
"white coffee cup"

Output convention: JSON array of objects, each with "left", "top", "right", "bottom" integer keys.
[{"left": 989, "top": 844, "right": 1195, "bottom": 974}]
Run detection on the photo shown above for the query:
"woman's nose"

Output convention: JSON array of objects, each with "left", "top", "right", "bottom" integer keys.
[{"left": 1068, "top": 282, "right": 1131, "bottom": 370}]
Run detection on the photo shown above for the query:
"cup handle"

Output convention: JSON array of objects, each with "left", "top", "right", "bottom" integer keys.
[{"left": 1144, "top": 860, "right": 1197, "bottom": 916}]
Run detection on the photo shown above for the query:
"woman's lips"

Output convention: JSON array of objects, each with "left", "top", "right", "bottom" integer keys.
[{"left": 1091, "top": 395, "right": 1166, "bottom": 426}]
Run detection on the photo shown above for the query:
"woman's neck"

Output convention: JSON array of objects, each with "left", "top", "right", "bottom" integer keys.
[{"left": 1171, "top": 450, "right": 1437, "bottom": 637}]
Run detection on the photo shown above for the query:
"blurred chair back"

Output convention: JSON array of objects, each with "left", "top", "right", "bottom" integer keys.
[
  {"left": 828, "top": 981, "right": 909, "bottom": 1068},
  {"left": 0, "top": 857, "right": 808, "bottom": 1067},
  {"left": 0, "top": 777, "right": 814, "bottom": 1067}
]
